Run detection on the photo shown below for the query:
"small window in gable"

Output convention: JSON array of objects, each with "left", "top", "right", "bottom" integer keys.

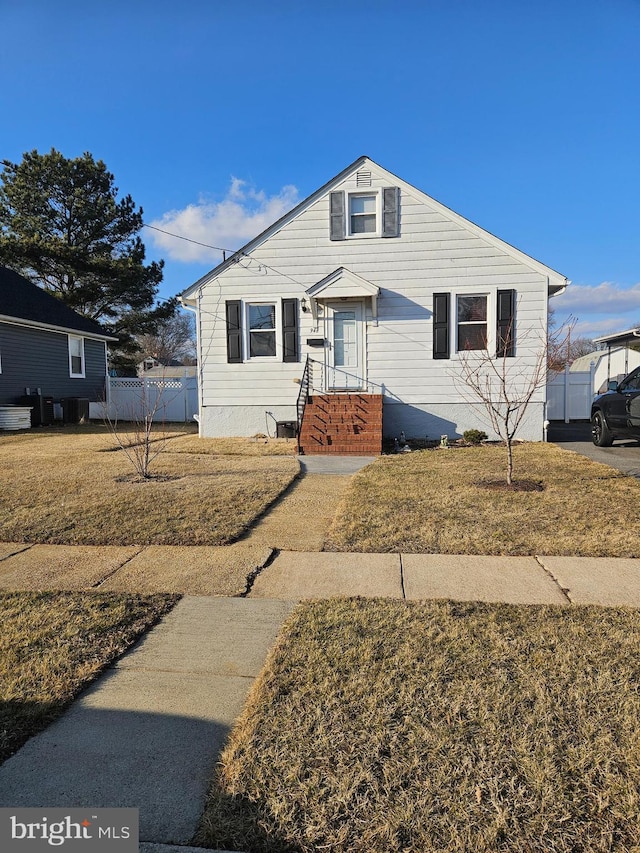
[
  {"left": 457, "top": 296, "right": 488, "bottom": 351},
  {"left": 330, "top": 187, "right": 400, "bottom": 240},
  {"left": 248, "top": 304, "right": 277, "bottom": 357},
  {"left": 349, "top": 194, "right": 377, "bottom": 235},
  {"left": 68, "top": 335, "right": 85, "bottom": 377}
]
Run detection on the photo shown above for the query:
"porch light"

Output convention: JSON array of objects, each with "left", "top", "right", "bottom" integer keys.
[{"left": 301, "top": 297, "right": 309, "bottom": 312}]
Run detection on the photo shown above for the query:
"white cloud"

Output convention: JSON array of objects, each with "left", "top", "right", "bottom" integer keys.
[
  {"left": 147, "top": 179, "right": 300, "bottom": 264},
  {"left": 554, "top": 281, "right": 640, "bottom": 316},
  {"left": 552, "top": 281, "right": 640, "bottom": 340}
]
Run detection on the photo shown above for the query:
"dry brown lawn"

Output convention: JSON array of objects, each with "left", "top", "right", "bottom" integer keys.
[
  {"left": 197, "top": 598, "right": 640, "bottom": 853},
  {"left": 0, "top": 591, "right": 177, "bottom": 763},
  {"left": 0, "top": 426, "right": 299, "bottom": 545},
  {"left": 327, "top": 443, "right": 640, "bottom": 556}
]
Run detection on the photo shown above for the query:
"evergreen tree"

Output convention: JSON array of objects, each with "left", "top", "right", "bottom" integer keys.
[{"left": 0, "top": 148, "right": 176, "bottom": 368}]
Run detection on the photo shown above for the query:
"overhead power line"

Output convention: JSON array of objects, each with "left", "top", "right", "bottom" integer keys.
[
  {"left": 143, "top": 223, "right": 230, "bottom": 255},
  {"left": 143, "top": 222, "right": 308, "bottom": 290}
]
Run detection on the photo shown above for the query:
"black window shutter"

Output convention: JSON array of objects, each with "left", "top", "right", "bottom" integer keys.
[
  {"left": 282, "top": 298, "right": 299, "bottom": 363},
  {"left": 329, "top": 191, "right": 345, "bottom": 240},
  {"left": 496, "top": 289, "right": 515, "bottom": 358},
  {"left": 382, "top": 187, "right": 400, "bottom": 237},
  {"left": 433, "top": 293, "right": 450, "bottom": 359},
  {"left": 225, "top": 300, "right": 243, "bottom": 363}
]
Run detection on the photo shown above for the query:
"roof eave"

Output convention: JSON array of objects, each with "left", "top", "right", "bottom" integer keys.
[
  {"left": 0, "top": 314, "right": 118, "bottom": 341},
  {"left": 594, "top": 327, "right": 640, "bottom": 346}
]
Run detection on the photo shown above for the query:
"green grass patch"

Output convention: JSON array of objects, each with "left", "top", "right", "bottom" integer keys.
[
  {"left": 0, "top": 591, "right": 178, "bottom": 763},
  {"left": 327, "top": 443, "right": 640, "bottom": 555},
  {"left": 197, "top": 598, "right": 640, "bottom": 853}
]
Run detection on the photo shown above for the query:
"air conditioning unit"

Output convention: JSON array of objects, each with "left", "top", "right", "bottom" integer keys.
[
  {"left": 17, "top": 394, "right": 55, "bottom": 427},
  {"left": 62, "top": 397, "right": 90, "bottom": 424}
]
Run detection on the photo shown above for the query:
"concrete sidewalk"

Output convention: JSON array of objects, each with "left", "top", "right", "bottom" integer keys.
[
  {"left": 1, "top": 548, "right": 640, "bottom": 851},
  {"left": 0, "top": 597, "right": 295, "bottom": 846},
  {"left": 249, "top": 551, "right": 640, "bottom": 607}
]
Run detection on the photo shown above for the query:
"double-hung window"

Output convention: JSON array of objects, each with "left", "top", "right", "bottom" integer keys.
[
  {"left": 226, "top": 299, "right": 299, "bottom": 363},
  {"left": 457, "top": 296, "right": 488, "bottom": 351},
  {"left": 247, "top": 304, "right": 277, "bottom": 357},
  {"left": 433, "top": 290, "right": 516, "bottom": 360},
  {"left": 349, "top": 194, "right": 377, "bottom": 235},
  {"left": 68, "top": 335, "right": 85, "bottom": 377},
  {"left": 330, "top": 187, "right": 400, "bottom": 240}
]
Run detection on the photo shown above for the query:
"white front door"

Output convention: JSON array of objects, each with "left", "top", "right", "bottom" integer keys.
[{"left": 325, "top": 301, "right": 365, "bottom": 391}]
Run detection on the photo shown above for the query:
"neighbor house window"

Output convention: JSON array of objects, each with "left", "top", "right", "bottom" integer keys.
[
  {"left": 247, "top": 304, "right": 276, "bottom": 357},
  {"left": 349, "top": 193, "right": 377, "bottom": 235},
  {"left": 457, "top": 296, "right": 487, "bottom": 351},
  {"left": 68, "top": 335, "right": 85, "bottom": 377}
]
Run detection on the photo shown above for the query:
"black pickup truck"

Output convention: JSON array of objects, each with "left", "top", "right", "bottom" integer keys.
[{"left": 591, "top": 365, "right": 640, "bottom": 446}]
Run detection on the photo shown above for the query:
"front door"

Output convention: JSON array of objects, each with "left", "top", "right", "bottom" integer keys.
[{"left": 325, "top": 301, "right": 364, "bottom": 391}]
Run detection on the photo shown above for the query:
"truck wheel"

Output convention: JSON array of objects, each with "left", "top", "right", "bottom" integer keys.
[{"left": 591, "top": 411, "right": 614, "bottom": 447}]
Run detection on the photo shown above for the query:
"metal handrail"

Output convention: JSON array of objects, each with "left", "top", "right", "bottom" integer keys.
[{"left": 296, "top": 356, "right": 312, "bottom": 452}]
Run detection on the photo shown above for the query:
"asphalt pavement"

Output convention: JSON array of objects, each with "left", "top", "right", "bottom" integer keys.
[{"left": 548, "top": 420, "right": 640, "bottom": 477}]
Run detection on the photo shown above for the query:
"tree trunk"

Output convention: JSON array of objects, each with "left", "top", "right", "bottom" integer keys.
[{"left": 506, "top": 439, "right": 514, "bottom": 485}]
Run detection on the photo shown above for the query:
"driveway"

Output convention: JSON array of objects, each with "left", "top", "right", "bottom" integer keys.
[{"left": 548, "top": 421, "right": 640, "bottom": 478}]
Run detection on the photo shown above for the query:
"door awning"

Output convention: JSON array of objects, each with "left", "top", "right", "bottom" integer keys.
[{"left": 306, "top": 267, "right": 379, "bottom": 321}]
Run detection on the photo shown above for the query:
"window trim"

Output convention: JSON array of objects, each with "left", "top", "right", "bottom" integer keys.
[
  {"left": 68, "top": 334, "right": 86, "bottom": 378},
  {"left": 456, "top": 294, "right": 489, "bottom": 353},
  {"left": 245, "top": 301, "right": 279, "bottom": 361}
]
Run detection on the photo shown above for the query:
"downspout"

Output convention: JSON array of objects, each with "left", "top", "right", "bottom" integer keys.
[{"left": 181, "top": 293, "right": 203, "bottom": 438}]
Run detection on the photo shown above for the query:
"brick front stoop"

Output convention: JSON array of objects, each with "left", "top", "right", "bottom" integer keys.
[{"left": 298, "top": 393, "right": 383, "bottom": 455}]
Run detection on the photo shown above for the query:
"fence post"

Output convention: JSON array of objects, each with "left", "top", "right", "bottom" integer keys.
[{"left": 564, "top": 365, "right": 570, "bottom": 423}]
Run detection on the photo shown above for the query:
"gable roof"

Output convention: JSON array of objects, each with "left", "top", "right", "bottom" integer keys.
[
  {"left": 181, "top": 156, "right": 569, "bottom": 302},
  {"left": 0, "top": 266, "right": 117, "bottom": 340}
]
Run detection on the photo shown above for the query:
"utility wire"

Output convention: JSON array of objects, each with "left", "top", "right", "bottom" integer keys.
[
  {"left": 143, "top": 221, "right": 308, "bottom": 290},
  {"left": 143, "top": 223, "right": 230, "bottom": 255}
]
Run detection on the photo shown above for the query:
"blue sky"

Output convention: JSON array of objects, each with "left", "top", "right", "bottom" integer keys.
[{"left": 2, "top": 0, "right": 639, "bottom": 340}]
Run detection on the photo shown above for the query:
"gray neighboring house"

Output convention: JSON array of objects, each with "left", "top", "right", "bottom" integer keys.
[{"left": 0, "top": 266, "right": 117, "bottom": 409}]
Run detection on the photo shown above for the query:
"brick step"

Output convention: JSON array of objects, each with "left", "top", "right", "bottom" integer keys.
[
  {"left": 310, "top": 395, "right": 382, "bottom": 401},
  {"left": 299, "top": 393, "right": 382, "bottom": 456},
  {"left": 300, "top": 445, "right": 382, "bottom": 455},
  {"left": 300, "top": 437, "right": 381, "bottom": 448},
  {"left": 299, "top": 425, "right": 381, "bottom": 435},
  {"left": 305, "top": 409, "right": 381, "bottom": 419},
  {"left": 305, "top": 415, "right": 381, "bottom": 423}
]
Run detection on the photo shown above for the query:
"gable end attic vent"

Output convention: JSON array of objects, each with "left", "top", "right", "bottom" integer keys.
[{"left": 356, "top": 170, "right": 372, "bottom": 187}]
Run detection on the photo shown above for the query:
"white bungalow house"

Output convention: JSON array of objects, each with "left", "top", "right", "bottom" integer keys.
[{"left": 180, "top": 156, "right": 568, "bottom": 453}]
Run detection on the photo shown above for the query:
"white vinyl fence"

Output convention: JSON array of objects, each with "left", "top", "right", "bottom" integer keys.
[
  {"left": 546, "top": 365, "right": 595, "bottom": 422},
  {"left": 104, "top": 376, "right": 198, "bottom": 423}
]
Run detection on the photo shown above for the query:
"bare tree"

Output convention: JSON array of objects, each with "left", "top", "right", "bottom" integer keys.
[
  {"left": 547, "top": 306, "right": 594, "bottom": 370},
  {"left": 136, "top": 311, "right": 196, "bottom": 368},
  {"left": 456, "top": 318, "right": 571, "bottom": 485},
  {"left": 103, "top": 380, "right": 171, "bottom": 480}
]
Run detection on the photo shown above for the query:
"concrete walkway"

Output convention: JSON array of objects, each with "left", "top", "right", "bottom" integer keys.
[
  {"left": 0, "top": 597, "right": 295, "bottom": 846},
  {"left": 249, "top": 551, "right": 640, "bottom": 607},
  {"left": 1, "top": 549, "right": 640, "bottom": 850}
]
